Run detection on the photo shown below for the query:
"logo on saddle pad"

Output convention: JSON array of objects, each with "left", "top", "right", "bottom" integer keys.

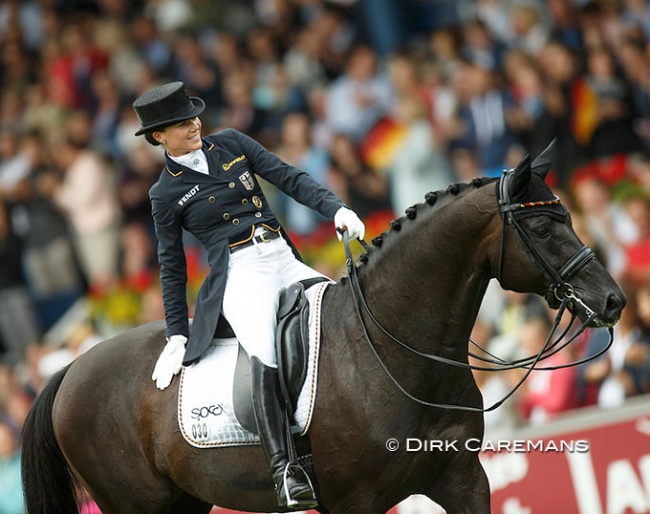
[{"left": 190, "top": 404, "right": 224, "bottom": 420}]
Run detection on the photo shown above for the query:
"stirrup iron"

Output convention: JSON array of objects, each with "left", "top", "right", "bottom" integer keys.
[{"left": 281, "top": 462, "right": 317, "bottom": 509}]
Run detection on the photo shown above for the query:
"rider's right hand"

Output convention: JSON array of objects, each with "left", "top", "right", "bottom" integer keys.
[{"left": 151, "top": 335, "right": 187, "bottom": 390}]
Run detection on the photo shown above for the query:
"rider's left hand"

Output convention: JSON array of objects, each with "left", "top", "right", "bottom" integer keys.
[{"left": 334, "top": 207, "right": 365, "bottom": 241}]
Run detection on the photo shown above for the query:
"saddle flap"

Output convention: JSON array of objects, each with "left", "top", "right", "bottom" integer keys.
[
  {"left": 232, "top": 344, "right": 257, "bottom": 434},
  {"left": 277, "top": 282, "right": 306, "bottom": 319},
  {"left": 276, "top": 283, "right": 314, "bottom": 411}
]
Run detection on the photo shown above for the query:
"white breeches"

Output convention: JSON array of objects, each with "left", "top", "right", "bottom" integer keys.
[{"left": 222, "top": 228, "right": 327, "bottom": 367}]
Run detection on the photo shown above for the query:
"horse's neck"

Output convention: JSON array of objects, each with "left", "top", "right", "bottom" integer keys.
[{"left": 359, "top": 187, "right": 497, "bottom": 358}]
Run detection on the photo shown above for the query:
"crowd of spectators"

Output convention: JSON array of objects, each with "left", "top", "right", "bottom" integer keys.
[{"left": 2, "top": 0, "right": 650, "bottom": 510}]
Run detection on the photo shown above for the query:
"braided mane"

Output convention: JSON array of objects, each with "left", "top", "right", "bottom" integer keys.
[{"left": 354, "top": 176, "right": 496, "bottom": 269}]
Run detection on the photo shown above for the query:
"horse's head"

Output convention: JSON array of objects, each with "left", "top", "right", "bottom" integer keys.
[{"left": 493, "top": 140, "right": 625, "bottom": 327}]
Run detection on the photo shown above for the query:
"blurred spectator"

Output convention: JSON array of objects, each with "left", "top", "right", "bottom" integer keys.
[
  {"left": 306, "top": 85, "right": 334, "bottom": 152},
  {"left": 509, "top": 3, "right": 549, "bottom": 56},
  {"left": 502, "top": 49, "right": 545, "bottom": 148},
  {"left": 89, "top": 71, "right": 123, "bottom": 157},
  {"left": 139, "top": 282, "right": 165, "bottom": 325},
  {"left": 574, "top": 328, "right": 614, "bottom": 408},
  {"left": 119, "top": 221, "right": 157, "bottom": 286},
  {"left": 0, "top": 197, "right": 39, "bottom": 360},
  {"left": 574, "top": 46, "right": 642, "bottom": 158},
  {"left": 19, "top": 132, "right": 85, "bottom": 331},
  {"left": 531, "top": 40, "right": 586, "bottom": 186},
  {"left": 621, "top": 0, "right": 650, "bottom": 40},
  {"left": 217, "top": 70, "right": 269, "bottom": 143},
  {"left": 470, "top": 316, "right": 519, "bottom": 432},
  {"left": 169, "top": 32, "right": 220, "bottom": 110},
  {"left": 47, "top": 20, "right": 109, "bottom": 112},
  {"left": 571, "top": 174, "right": 637, "bottom": 279},
  {"left": 461, "top": 18, "right": 506, "bottom": 71},
  {"left": 448, "top": 60, "right": 519, "bottom": 176},
  {"left": 0, "top": 126, "right": 31, "bottom": 201},
  {"left": 0, "top": 421, "right": 24, "bottom": 514},
  {"left": 475, "top": 0, "right": 511, "bottom": 45},
  {"left": 546, "top": 0, "right": 584, "bottom": 52},
  {"left": 143, "top": 0, "right": 193, "bottom": 35},
  {"left": 357, "top": 0, "right": 407, "bottom": 56},
  {"left": 616, "top": 36, "right": 650, "bottom": 152},
  {"left": 599, "top": 282, "right": 650, "bottom": 407},
  {"left": 0, "top": 45, "right": 32, "bottom": 119},
  {"left": 429, "top": 26, "right": 463, "bottom": 81},
  {"left": 484, "top": 291, "right": 548, "bottom": 362},
  {"left": 419, "top": 60, "right": 457, "bottom": 150},
  {"left": 627, "top": 153, "right": 650, "bottom": 194},
  {"left": 311, "top": 5, "right": 357, "bottom": 78},
  {"left": 327, "top": 133, "right": 391, "bottom": 219},
  {"left": 325, "top": 44, "right": 393, "bottom": 142},
  {"left": 93, "top": 19, "right": 148, "bottom": 99},
  {"left": 129, "top": 15, "right": 173, "bottom": 76},
  {"left": 246, "top": 25, "right": 294, "bottom": 135},
  {"left": 623, "top": 195, "right": 650, "bottom": 285},
  {"left": 632, "top": 284, "right": 650, "bottom": 393},
  {"left": 387, "top": 51, "right": 434, "bottom": 122},
  {"left": 517, "top": 315, "right": 579, "bottom": 425},
  {"left": 117, "top": 141, "right": 163, "bottom": 228},
  {"left": 0, "top": 0, "right": 45, "bottom": 51},
  {"left": 382, "top": 96, "right": 454, "bottom": 212},
  {"left": 22, "top": 82, "right": 68, "bottom": 135},
  {"left": 283, "top": 25, "right": 328, "bottom": 95},
  {"left": 449, "top": 147, "right": 482, "bottom": 182},
  {"left": 273, "top": 111, "right": 330, "bottom": 235},
  {"left": 49, "top": 136, "right": 122, "bottom": 288}
]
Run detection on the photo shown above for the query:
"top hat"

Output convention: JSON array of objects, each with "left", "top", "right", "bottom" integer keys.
[{"left": 133, "top": 82, "right": 205, "bottom": 136}]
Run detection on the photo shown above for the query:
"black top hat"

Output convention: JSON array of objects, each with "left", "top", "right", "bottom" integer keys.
[{"left": 133, "top": 82, "right": 205, "bottom": 136}]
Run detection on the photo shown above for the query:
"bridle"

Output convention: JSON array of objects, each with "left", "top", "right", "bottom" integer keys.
[
  {"left": 497, "top": 168, "right": 597, "bottom": 320},
  {"left": 340, "top": 172, "right": 614, "bottom": 412}
]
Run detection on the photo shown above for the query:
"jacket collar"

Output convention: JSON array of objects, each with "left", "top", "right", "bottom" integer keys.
[{"left": 164, "top": 138, "right": 215, "bottom": 178}]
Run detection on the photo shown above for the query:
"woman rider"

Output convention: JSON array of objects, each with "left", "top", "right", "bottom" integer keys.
[{"left": 132, "top": 82, "right": 365, "bottom": 509}]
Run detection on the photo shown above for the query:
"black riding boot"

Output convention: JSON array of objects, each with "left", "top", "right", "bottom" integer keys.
[{"left": 250, "top": 356, "right": 317, "bottom": 510}]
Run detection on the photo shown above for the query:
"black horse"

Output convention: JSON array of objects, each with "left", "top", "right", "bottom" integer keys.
[{"left": 21, "top": 144, "right": 625, "bottom": 513}]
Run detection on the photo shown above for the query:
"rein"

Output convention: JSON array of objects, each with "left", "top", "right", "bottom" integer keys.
[{"left": 340, "top": 174, "right": 614, "bottom": 412}]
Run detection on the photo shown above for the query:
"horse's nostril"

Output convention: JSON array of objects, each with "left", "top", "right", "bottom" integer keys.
[{"left": 605, "top": 293, "right": 625, "bottom": 320}]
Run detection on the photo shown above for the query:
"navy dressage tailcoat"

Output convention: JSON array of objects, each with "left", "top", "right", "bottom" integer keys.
[{"left": 149, "top": 128, "right": 345, "bottom": 365}]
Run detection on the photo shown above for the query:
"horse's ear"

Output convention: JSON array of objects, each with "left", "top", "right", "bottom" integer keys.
[
  {"left": 509, "top": 154, "right": 531, "bottom": 198},
  {"left": 531, "top": 138, "right": 557, "bottom": 178}
]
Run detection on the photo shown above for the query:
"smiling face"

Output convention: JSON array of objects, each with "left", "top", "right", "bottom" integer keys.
[{"left": 153, "top": 117, "right": 203, "bottom": 156}]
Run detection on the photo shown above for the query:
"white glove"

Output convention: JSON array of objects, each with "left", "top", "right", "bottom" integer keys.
[
  {"left": 334, "top": 207, "right": 365, "bottom": 241},
  {"left": 152, "top": 335, "right": 187, "bottom": 390}
]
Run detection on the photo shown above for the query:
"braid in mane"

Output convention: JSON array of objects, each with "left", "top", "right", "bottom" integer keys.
[{"left": 365, "top": 177, "right": 495, "bottom": 257}]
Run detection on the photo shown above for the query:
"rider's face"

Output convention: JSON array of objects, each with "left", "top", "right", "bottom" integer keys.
[{"left": 154, "top": 117, "right": 203, "bottom": 156}]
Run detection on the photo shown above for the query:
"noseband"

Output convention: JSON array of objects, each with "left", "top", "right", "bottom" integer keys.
[{"left": 497, "top": 168, "right": 597, "bottom": 320}]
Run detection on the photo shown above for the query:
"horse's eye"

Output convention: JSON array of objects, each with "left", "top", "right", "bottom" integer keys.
[{"left": 534, "top": 226, "right": 549, "bottom": 237}]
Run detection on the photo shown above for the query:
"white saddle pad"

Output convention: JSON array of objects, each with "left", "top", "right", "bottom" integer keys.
[{"left": 178, "top": 281, "right": 329, "bottom": 448}]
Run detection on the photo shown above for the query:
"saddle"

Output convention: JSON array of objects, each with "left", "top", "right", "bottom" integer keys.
[{"left": 231, "top": 277, "right": 329, "bottom": 434}]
